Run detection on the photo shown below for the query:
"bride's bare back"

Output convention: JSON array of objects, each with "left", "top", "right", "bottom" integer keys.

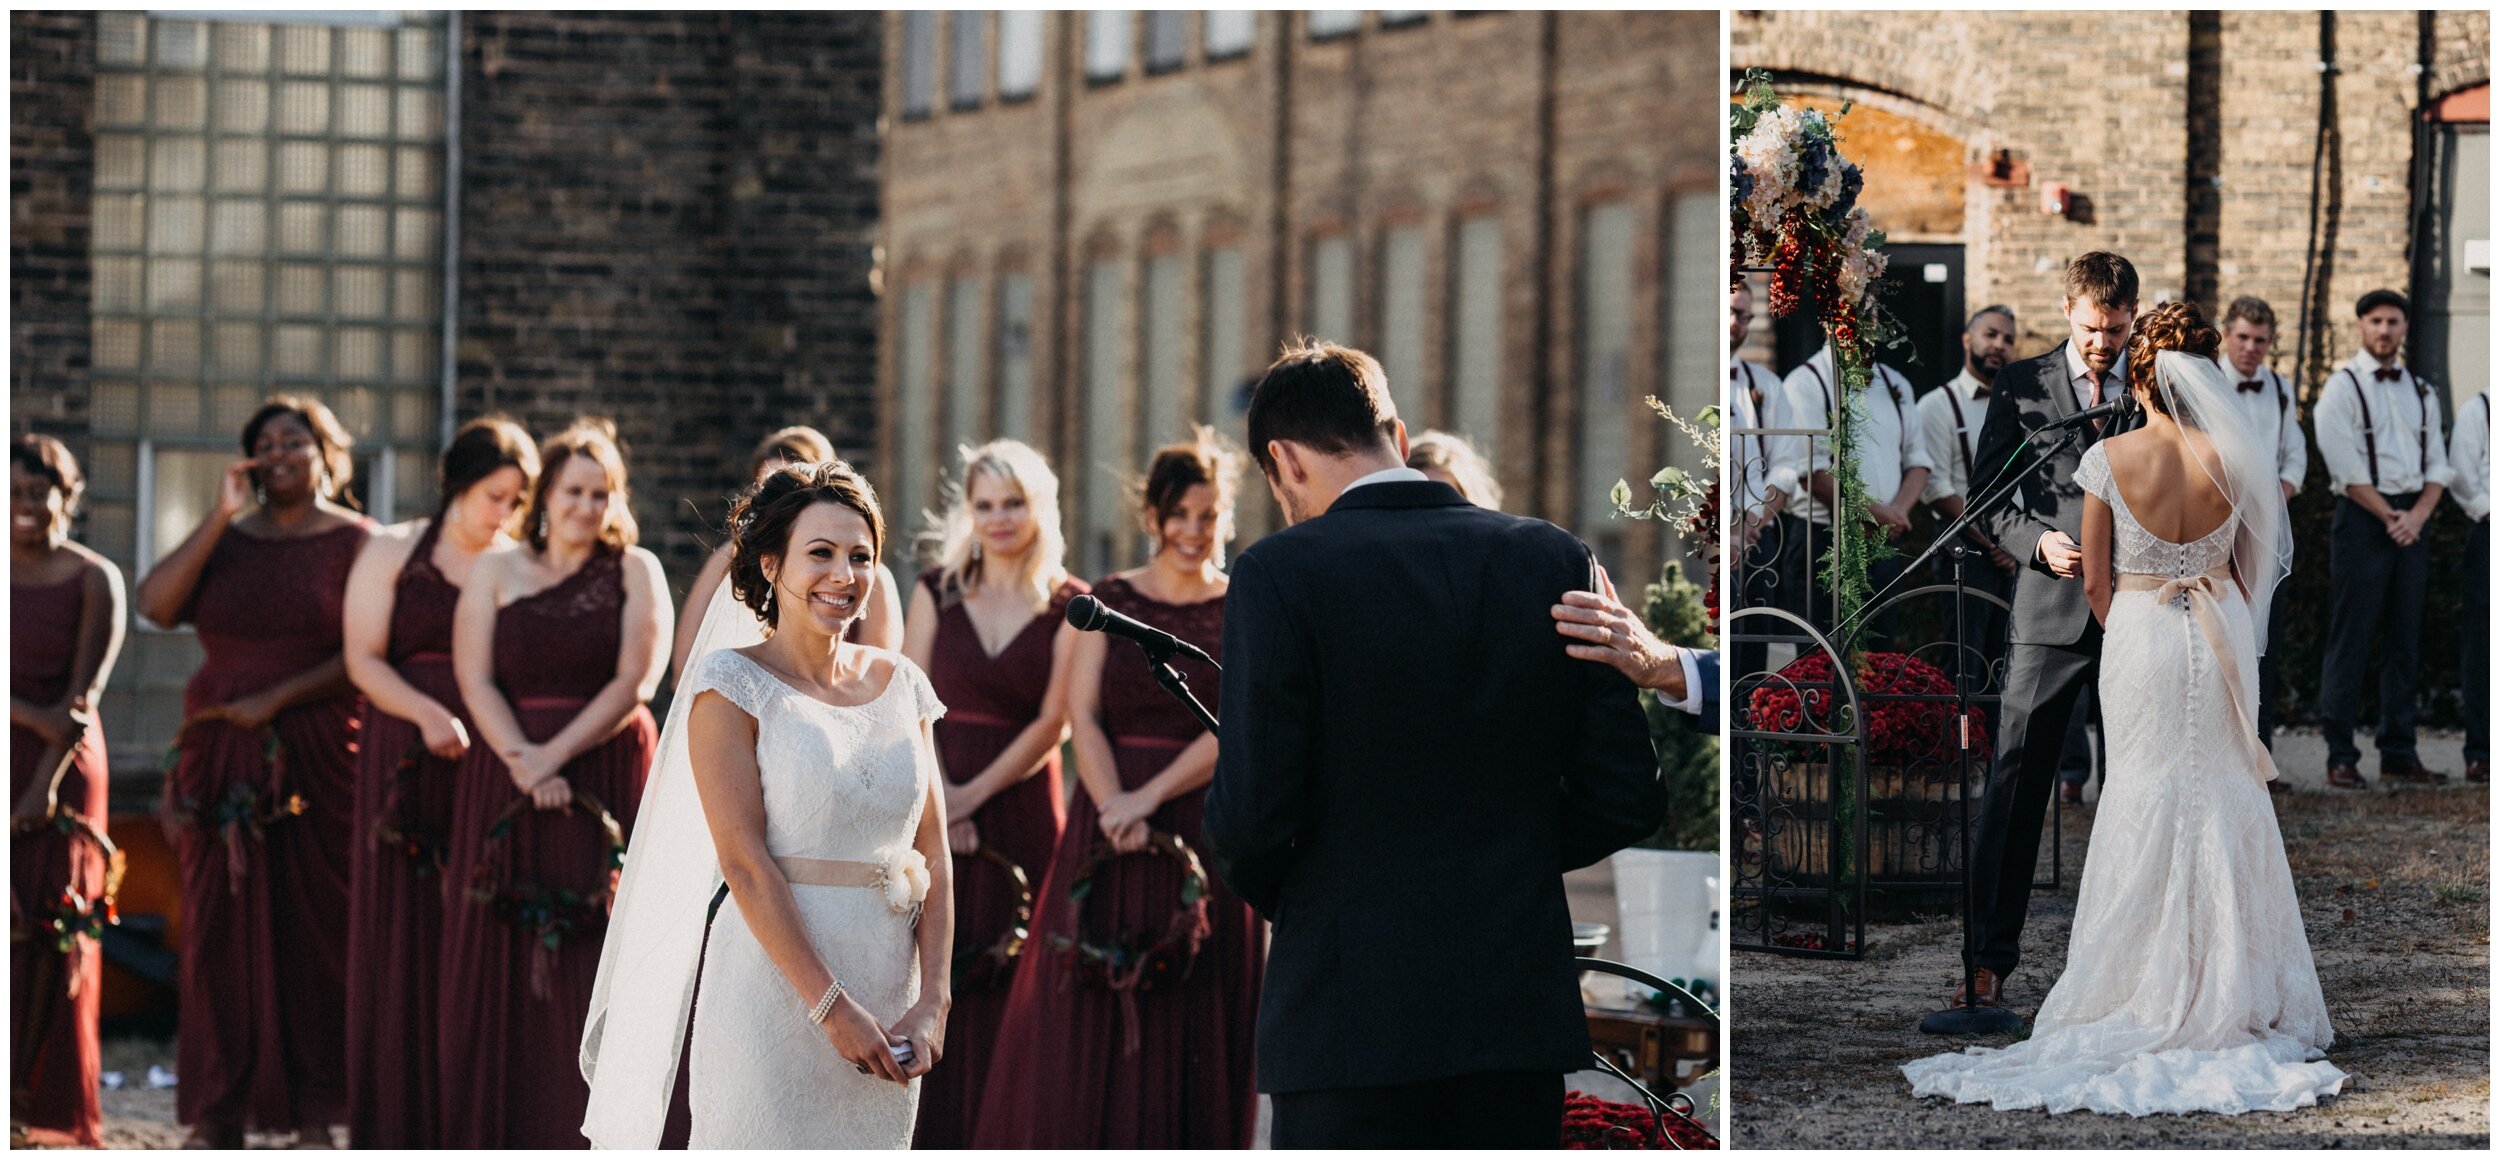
[{"left": 2095, "top": 421, "right": 2236, "bottom": 544}]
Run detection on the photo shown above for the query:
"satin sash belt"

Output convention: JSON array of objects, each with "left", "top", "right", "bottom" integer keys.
[{"left": 2114, "top": 568, "right": 2278, "bottom": 785}]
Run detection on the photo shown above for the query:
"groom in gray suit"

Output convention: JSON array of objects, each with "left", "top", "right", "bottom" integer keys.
[{"left": 1958, "top": 252, "right": 2144, "bottom": 1011}]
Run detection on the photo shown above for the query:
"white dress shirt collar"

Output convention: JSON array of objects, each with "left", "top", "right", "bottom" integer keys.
[{"left": 1343, "top": 465, "right": 1429, "bottom": 494}]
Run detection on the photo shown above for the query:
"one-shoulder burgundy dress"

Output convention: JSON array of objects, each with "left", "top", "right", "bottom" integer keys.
[
  {"left": 344, "top": 519, "right": 466, "bottom": 1147},
  {"left": 11, "top": 568, "right": 111, "bottom": 1147},
  {"left": 972, "top": 575, "right": 1261, "bottom": 1148},
  {"left": 437, "top": 547, "right": 655, "bottom": 1149},
  {"left": 910, "top": 570, "right": 1086, "bottom": 1149},
  {"left": 167, "top": 521, "right": 370, "bottom": 1134}
]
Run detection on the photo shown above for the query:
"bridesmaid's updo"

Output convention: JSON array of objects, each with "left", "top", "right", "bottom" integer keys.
[
  {"left": 1138, "top": 425, "right": 1241, "bottom": 532},
  {"left": 2125, "top": 300, "right": 2221, "bottom": 416},
  {"left": 726, "top": 460, "right": 886, "bottom": 624},
  {"left": 530, "top": 418, "right": 638, "bottom": 552},
  {"left": 436, "top": 414, "right": 540, "bottom": 519}
]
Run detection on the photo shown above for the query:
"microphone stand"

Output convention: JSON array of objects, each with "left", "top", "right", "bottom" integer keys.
[
  {"left": 1840, "top": 417, "right": 2089, "bottom": 1037},
  {"left": 1135, "top": 638, "right": 1221, "bottom": 738}
]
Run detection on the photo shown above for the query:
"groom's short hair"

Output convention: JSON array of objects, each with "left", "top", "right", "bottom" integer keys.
[
  {"left": 1245, "top": 338, "right": 1400, "bottom": 476},
  {"left": 2062, "top": 252, "right": 2139, "bottom": 310}
]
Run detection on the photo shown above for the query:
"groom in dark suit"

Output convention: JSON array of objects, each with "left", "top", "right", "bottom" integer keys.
[
  {"left": 1960, "top": 252, "right": 2143, "bottom": 1012},
  {"left": 1203, "top": 340, "right": 1665, "bottom": 1148}
]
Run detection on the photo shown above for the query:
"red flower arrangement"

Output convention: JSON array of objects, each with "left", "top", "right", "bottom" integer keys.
[
  {"left": 1560, "top": 1091, "right": 1719, "bottom": 1150},
  {"left": 1745, "top": 651, "right": 1988, "bottom": 767}
]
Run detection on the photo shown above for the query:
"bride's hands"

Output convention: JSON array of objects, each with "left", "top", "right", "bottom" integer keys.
[
  {"left": 886, "top": 996, "right": 948, "bottom": 1080},
  {"left": 823, "top": 995, "right": 910, "bottom": 1085}
]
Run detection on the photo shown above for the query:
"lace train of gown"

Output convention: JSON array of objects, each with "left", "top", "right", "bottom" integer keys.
[
  {"left": 1902, "top": 443, "right": 2347, "bottom": 1116},
  {"left": 682, "top": 648, "right": 945, "bottom": 1149}
]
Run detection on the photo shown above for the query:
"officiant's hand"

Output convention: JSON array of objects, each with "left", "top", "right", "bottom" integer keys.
[
  {"left": 2038, "top": 530, "right": 2083, "bottom": 578},
  {"left": 1554, "top": 567, "right": 1682, "bottom": 697},
  {"left": 887, "top": 997, "right": 947, "bottom": 1080},
  {"left": 825, "top": 995, "right": 908, "bottom": 1084}
]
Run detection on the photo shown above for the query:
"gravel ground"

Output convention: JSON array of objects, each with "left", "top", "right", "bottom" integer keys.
[{"left": 1728, "top": 729, "right": 2488, "bottom": 1149}]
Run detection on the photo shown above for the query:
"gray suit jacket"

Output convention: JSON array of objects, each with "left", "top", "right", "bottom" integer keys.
[{"left": 1972, "top": 342, "right": 2143, "bottom": 647}]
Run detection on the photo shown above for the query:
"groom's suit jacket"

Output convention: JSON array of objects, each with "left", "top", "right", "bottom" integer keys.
[
  {"left": 1973, "top": 340, "right": 2146, "bottom": 647},
  {"left": 1203, "top": 479, "right": 1664, "bottom": 1095}
]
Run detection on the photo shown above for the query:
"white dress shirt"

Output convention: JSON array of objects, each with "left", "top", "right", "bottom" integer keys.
[
  {"left": 1655, "top": 648, "right": 1706, "bottom": 716},
  {"left": 2313, "top": 351, "right": 2454, "bottom": 496},
  {"left": 1729, "top": 356, "right": 1804, "bottom": 518},
  {"left": 2063, "top": 342, "right": 2128, "bottom": 414},
  {"left": 2221, "top": 362, "right": 2310, "bottom": 494},
  {"left": 1917, "top": 368, "right": 1991, "bottom": 505},
  {"left": 1343, "top": 465, "right": 1429, "bottom": 494},
  {"left": 1781, "top": 345, "right": 1933, "bottom": 526},
  {"left": 2451, "top": 392, "right": 2489, "bottom": 523}
]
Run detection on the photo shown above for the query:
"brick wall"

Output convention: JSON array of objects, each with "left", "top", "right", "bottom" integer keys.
[
  {"left": 458, "top": 11, "right": 882, "bottom": 585},
  {"left": 9, "top": 10, "right": 95, "bottom": 445},
  {"left": 1733, "top": 9, "right": 2490, "bottom": 403}
]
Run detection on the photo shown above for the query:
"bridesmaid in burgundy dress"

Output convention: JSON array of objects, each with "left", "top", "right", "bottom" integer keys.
[
  {"left": 10, "top": 436, "right": 127, "bottom": 1148},
  {"left": 901, "top": 440, "right": 1085, "bottom": 1148},
  {"left": 133, "top": 396, "right": 373, "bottom": 1149},
  {"left": 443, "top": 420, "right": 668, "bottom": 1148},
  {"left": 974, "top": 432, "right": 1263, "bottom": 1149},
  {"left": 670, "top": 426, "right": 904, "bottom": 681},
  {"left": 339, "top": 417, "right": 538, "bottom": 1147}
]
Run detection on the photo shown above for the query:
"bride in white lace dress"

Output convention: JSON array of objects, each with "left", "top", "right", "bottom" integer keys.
[
  {"left": 1903, "top": 304, "right": 2346, "bottom": 1116},
  {"left": 578, "top": 462, "right": 955, "bottom": 1148}
]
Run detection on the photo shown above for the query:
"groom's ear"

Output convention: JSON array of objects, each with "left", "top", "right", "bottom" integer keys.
[{"left": 1271, "top": 440, "right": 1308, "bottom": 486}]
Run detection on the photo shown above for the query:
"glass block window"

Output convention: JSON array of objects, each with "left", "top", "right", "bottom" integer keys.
[
  {"left": 947, "top": 12, "right": 985, "bottom": 109},
  {"left": 90, "top": 10, "right": 448, "bottom": 579},
  {"left": 1450, "top": 215, "right": 1504, "bottom": 460},
  {"left": 998, "top": 12, "right": 1044, "bottom": 100},
  {"left": 994, "top": 272, "right": 1035, "bottom": 442},
  {"left": 901, "top": 11, "right": 936, "bottom": 117},
  {"left": 944, "top": 275, "right": 984, "bottom": 455},
  {"left": 1307, "top": 11, "right": 1360, "bottom": 40},
  {"left": 1140, "top": 252, "right": 1187, "bottom": 448},
  {"left": 1144, "top": 12, "right": 1188, "bottom": 73},
  {"left": 1204, "top": 12, "right": 1256, "bottom": 59},
  {"left": 1086, "top": 12, "right": 1132, "bottom": 82},
  {"left": 1201, "top": 247, "right": 1245, "bottom": 425},
  {"left": 1576, "top": 201, "right": 1637, "bottom": 570},
  {"left": 1081, "top": 259, "right": 1131, "bottom": 576},
  {"left": 1377, "top": 223, "right": 1427, "bottom": 425}
]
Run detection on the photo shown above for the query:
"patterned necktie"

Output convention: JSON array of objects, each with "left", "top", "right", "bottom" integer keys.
[{"left": 2086, "top": 370, "right": 2108, "bottom": 434}]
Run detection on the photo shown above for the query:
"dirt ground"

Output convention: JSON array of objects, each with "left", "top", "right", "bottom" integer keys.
[{"left": 1729, "top": 736, "right": 2489, "bottom": 1149}]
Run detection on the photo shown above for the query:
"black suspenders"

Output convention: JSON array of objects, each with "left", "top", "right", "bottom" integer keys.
[
  {"left": 1943, "top": 387, "right": 1975, "bottom": 478},
  {"left": 2343, "top": 366, "right": 2432, "bottom": 492}
]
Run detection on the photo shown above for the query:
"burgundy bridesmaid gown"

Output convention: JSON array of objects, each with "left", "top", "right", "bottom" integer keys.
[
  {"left": 910, "top": 570, "right": 1086, "bottom": 1149},
  {"left": 166, "top": 521, "right": 370, "bottom": 1134},
  {"left": 344, "top": 519, "right": 465, "bottom": 1146},
  {"left": 437, "top": 548, "right": 655, "bottom": 1149},
  {"left": 972, "top": 576, "right": 1262, "bottom": 1149},
  {"left": 11, "top": 571, "right": 110, "bottom": 1147}
]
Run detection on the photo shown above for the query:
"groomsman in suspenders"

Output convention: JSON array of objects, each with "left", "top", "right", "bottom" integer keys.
[
  {"left": 1782, "top": 340, "right": 1931, "bottom": 646},
  {"left": 1917, "top": 305, "right": 2022, "bottom": 689},
  {"left": 2450, "top": 388, "right": 2489, "bottom": 784},
  {"left": 2313, "top": 289, "right": 2454, "bottom": 790},
  {"left": 2217, "top": 296, "right": 2311, "bottom": 766},
  {"left": 1729, "top": 282, "right": 1808, "bottom": 679}
]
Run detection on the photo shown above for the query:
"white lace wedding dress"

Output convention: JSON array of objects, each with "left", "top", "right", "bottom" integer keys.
[
  {"left": 1902, "top": 442, "right": 2347, "bottom": 1116},
  {"left": 678, "top": 647, "right": 945, "bottom": 1147}
]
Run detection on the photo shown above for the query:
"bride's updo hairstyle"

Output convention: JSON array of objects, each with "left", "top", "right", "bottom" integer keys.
[
  {"left": 2124, "top": 300, "right": 2221, "bottom": 417},
  {"left": 725, "top": 459, "right": 886, "bottom": 626}
]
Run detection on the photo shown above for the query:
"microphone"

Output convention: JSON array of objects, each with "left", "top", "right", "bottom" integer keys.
[
  {"left": 2031, "top": 396, "right": 2129, "bottom": 432},
  {"left": 1065, "top": 594, "right": 1218, "bottom": 667}
]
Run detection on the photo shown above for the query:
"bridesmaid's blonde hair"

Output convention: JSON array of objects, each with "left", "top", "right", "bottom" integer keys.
[{"left": 921, "top": 439, "right": 1069, "bottom": 612}]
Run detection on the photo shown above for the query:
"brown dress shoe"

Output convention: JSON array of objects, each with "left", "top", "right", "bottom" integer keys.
[
  {"left": 1949, "top": 966, "right": 2005, "bottom": 1009},
  {"left": 2058, "top": 780, "right": 2084, "bottom": 806},
  {"left": 2379, "top": 757, "right": 2451, "bottom": 785},
  {"left": 2469, "top": 759, "right": 2489, "bottom": 784},
  {"left": 2326, "top": 762, "right": 2367, "bottom": 790}
]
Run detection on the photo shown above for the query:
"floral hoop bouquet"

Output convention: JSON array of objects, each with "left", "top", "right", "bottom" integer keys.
[
  {"left": 371, "top": 740, "right": 448, "bottom": 875},
  {"left": 950, "top": 844, "right": 1035, "bottom": 991},
  {"left": 466, "top": 789, "right": 627, "bottom": 1000},
  {"left": 11, "top": 808, "right": 129, "bottom": 999},
  {"left": 162, "top": 713, "right": 306, "bottom": 891},
  {"left": 1046, "top": 828, "right": 1212, "bottom": 1056},
  {"left": 1730, "top": 70, "right": 1903, "bottom": 635}
]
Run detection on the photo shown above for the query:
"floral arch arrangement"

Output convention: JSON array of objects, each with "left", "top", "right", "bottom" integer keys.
[{"left": 1729, "top": 70, "right": 1899, "bottom": 637}]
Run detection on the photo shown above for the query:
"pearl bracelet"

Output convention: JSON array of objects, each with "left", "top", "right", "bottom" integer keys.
[{"left": 809, "top": 978, "right": 846, "bottom": 1025}]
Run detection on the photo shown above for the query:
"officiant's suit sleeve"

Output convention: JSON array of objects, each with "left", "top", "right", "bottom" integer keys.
[
  {"left": 1557, "top": 550, "right": 1668, "bottom": 872},
  {"left": 1973, "top": 369, "right": 2054, "bottom": 574},
  {"left": 1694, "top": 650, "right": 1720, "bottom": 736},
  {"left": 1204, "top": 550, "right": 1313, "bottom": 918}
]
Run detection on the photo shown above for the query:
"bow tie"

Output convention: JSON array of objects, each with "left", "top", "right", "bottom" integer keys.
[
  {"left": 2238, "top": 379, "right": 2265, "bottom": 393},
  {"left": 2373, "top": 367, "right": 2403, "bottom": 382}
]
